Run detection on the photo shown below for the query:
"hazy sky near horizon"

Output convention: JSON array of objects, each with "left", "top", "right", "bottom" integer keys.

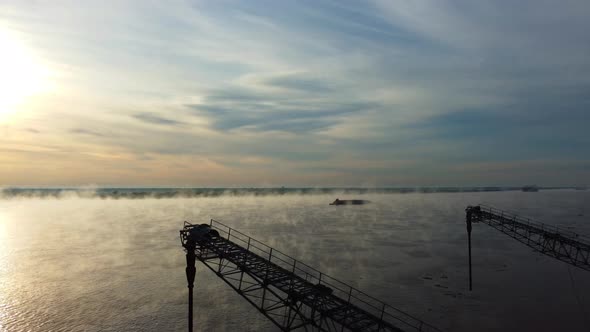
[{"left": 1, "top": 0, "right": 589, "bottom": 187}]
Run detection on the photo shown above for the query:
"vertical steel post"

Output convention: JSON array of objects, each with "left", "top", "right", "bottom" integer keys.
[
  {"left": 468, "top": 227, "right": 472, "bottom": 291},
  {"left": 466, "top": 207, "right": 473, "bottom": 291},
  {"left": 185, "top": 239, "right": 196, "bottom": 332}
]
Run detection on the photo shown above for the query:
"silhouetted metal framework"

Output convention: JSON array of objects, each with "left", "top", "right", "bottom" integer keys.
[
  {"left": 180, "top": 220, "right": 442, "bottom": 332},
  {"left": 465, "top": 204, "right": 590, "bottom": 283}
]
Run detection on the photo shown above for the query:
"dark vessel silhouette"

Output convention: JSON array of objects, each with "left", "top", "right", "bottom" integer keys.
[
  {"left": 329, "top": 198, "right": 369, "bottom": 205},
  {"left": 522, "top": 185, "right": 539, "bottom": 192}
]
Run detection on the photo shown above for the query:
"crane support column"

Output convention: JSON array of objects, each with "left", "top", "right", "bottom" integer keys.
[
  {"left": 184, "top": 233, "right": 196, "bottom": 332},
  {"left": 465, "top": 208, "right": 473, "bottom": 291}
]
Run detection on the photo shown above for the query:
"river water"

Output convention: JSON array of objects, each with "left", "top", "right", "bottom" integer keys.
[{"left": 0, "top": 190, "right": 589, "bottom": 331}]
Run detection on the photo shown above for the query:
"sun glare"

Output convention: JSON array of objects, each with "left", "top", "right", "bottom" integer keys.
[{"left": 0, "top": 30, "right": 51, "bottom": 120}]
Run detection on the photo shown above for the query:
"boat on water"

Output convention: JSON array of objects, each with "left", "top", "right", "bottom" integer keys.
[
  {"left": 522, "top": 185, "right": 539, "bottom": 192},
  {"left": 329, "top": 198, "right": 369, "bottom": 205}
]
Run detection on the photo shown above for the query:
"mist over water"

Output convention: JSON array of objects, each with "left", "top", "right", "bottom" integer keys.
[
  {"left": 0, "top": 187, "right": 545, "bottom": 200},
  {"left": 1, "top": 190, "right": 589, "bottom": 331}
]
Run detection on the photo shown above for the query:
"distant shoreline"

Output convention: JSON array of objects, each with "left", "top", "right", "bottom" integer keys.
[{"left": 0, "top": 186, "right": 583, "bottom": 199}]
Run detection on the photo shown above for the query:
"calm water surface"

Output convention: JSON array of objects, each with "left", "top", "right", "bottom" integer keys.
[{"left": 1, "top": 190, "right": 589, "bottom": 331}]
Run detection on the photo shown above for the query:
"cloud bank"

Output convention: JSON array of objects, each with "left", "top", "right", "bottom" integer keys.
[{"left": 0, "top": 0, "right": 589, "bottom": 186}]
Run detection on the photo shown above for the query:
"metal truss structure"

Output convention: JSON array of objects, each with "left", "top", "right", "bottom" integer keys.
[
  {"left": 180, "top": 220, "right": 442, "bottom": 332},
  {"left": 466, "top": 204, "right": 590, "bottom": 275}
]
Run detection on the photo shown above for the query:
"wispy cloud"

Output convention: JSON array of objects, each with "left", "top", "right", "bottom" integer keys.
[
  {"left": 132, "top": 113, "right": 185, "bottom": 127},
  {"left": 186, "top": 75, "right": 377, "bottom": 134},
  {"left": 70, "top": 128, "right": 105, "bottom": 137}
]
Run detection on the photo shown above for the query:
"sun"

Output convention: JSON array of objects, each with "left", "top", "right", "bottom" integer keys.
[{"left": 0, "top": 30, "right": 50, "bottom": 120}]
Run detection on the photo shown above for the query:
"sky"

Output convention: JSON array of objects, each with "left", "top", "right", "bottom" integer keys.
[{"left": 0, "top": 0, "right": 589, "bottom": 187}]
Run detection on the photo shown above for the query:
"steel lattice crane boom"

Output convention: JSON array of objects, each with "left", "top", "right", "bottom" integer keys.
[
  {"left": 465, "top": 204, "right": 590, "bottom": 290},
  {"left": 180, "top": 220, "right": 443, "bottom": 332}
]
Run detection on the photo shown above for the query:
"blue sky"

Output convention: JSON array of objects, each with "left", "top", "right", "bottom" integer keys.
[{"left": 0, "top": 0, "right": 589, "bottom": 186}]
